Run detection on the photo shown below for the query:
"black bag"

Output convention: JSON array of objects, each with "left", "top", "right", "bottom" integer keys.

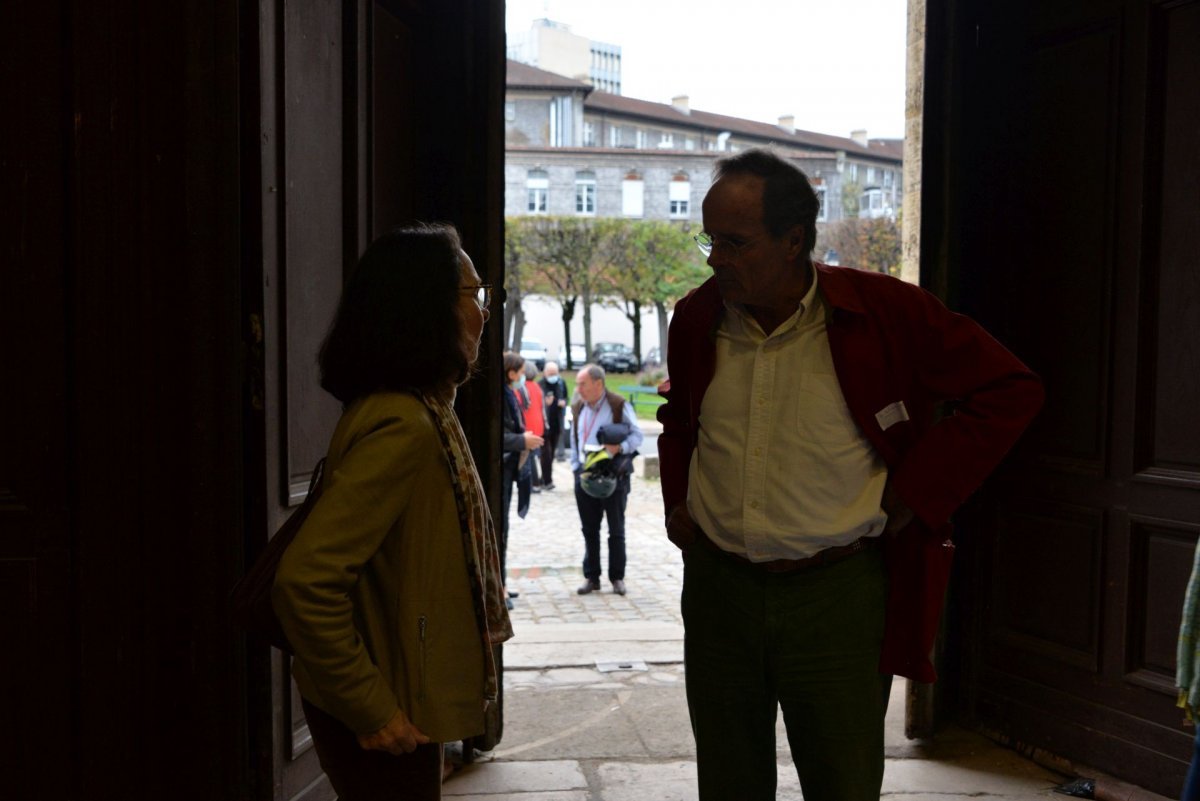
[
  {"left": 230, "top": 458, "right": 325, "bottom": 652},
  {"left": 597, "top": 423, "right": 638, "bottom": 475}
]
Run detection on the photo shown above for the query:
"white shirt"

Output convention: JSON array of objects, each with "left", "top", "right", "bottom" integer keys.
[{"left": 686, "top": 273, "right": 888, "bottom": 560}]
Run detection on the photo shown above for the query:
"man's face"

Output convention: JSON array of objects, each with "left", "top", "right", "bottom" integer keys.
[
  {"left": 544, "top": 363, "right": 559, "bottom": 379},
  {"left": 575, "top": 370, "right": 604, "bottom": 404},
  {"left": 700, "top": 174, "right": 804, "bottom": 309}
]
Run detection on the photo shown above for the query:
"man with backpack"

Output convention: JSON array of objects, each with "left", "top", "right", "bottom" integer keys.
[{"left": 570, "top": 364, "right": 643, "bottom": 596}]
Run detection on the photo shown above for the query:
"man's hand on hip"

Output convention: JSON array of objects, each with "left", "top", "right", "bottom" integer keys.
[
  {"left": 665, "top": 503, "right": 701, "bottom": 551},
  {"left": 882, "top": 480, "right": 916, "bottom": 535}
]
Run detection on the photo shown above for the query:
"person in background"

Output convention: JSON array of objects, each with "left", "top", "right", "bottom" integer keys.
[
  {"left": 538, "top": 361, "right": 568, "bottom": 489},
  {"left": 272, "top": 223, "right": 511, "bottom": 799},
  {"left": 522, "top": 361, "right": 545, "bottom": 492},
  {"left": 657, "top": 148, "right": 1043, "bottom": 800},
  {"left": 570, "top": 364, "right": 643, "bottom": 597},
  {"left": 1177, "top": 540, "right": 1200, "bottom": 801},
  {"left": 502, "top": 351, "right": 542, "bottom": 607}
]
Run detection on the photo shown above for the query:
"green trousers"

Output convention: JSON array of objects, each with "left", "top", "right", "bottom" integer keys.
[{"left": 682, "top": 542, "right": 892, "bottom": 801}]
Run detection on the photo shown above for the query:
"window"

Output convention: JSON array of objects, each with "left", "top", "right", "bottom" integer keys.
[
  {"left": 583, "top": 122, "right": 595, "bottom": 147},
  {"left": 685, "top": 137, "right": 695, "bottom": 151},
  {"left": 659, "top": 132, "right": 674, "bottom": 149},
  {"left": 622, "top": 174, "right": 644, "bottom": 217},
  {"left": 883, "top": 170, "right": 893, "bottom": 188},
  {"left": 866, "top": 167, "right": 876, "bottom": 184},
  {"left": 575, "top": 172, "right": 596, "bottom": 215},
  {"left": 505, "top": 102, "right": 516, "bottom": 122},
  {"left": 635, "top": 129, "right": 646, "bottom": 149},
  {"left": 526, "top": 170, "right": 548, "bottom": 214},
  {"left": 849, "top": 163, "right": 858, "bottom": 182},
  {"left": 610, "top": 126, "right": 622, "bottom": 147},
  {"left": 815, "top": 186, "right": 827, "bottom": 222},
  {"left": 860, "top": 188, "right": 891, "bottom": 219},
  {"left": 669, "top": 177, "right": 691, "bottom": 218}
]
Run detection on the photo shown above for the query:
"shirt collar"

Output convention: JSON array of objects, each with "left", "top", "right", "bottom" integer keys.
[{"left": 724, "top": 263, "right": 822, "bottom": 336}]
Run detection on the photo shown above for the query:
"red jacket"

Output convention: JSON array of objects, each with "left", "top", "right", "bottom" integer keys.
[
  {"left": 523, "top": 380, "right": 545, "bottom": 437},
  {"left": 657, "top": 265, "right": 1044, "bottom": 682}
]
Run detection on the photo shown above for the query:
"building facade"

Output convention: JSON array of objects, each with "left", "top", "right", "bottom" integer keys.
[{"left": 504, "top": 59, "right": 904, "bottom": 237}]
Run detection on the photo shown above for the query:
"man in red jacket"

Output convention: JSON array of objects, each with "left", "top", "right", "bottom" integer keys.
[{"left": 657, "top": 148, "right": 1043, "bottom": 801}]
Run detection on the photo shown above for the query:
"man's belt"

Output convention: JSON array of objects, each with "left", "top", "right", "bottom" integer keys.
[{"left": 695, "top": 529, "right": 880, "bottom": 574}]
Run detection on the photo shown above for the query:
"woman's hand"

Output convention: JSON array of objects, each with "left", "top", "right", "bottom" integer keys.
[
  {"left": 356, "top": 708, "right": 431, "bottom": 755},
  {"left": 523, "top": 432, "right": 544, "bottom": 449}
]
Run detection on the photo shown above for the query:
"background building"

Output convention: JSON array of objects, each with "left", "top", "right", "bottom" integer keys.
[
  {"left": 504, "top": 58, "right": 903, "bottom": 235},
  {"left": 508, "top": 18, "right": 623, "bottom": 95}
]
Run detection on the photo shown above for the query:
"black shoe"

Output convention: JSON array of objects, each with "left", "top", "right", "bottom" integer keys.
[
  {"left": 611, "top": 580, "right": 627, "bottom": 596},
  {"left": 577, "top": 579, "right": 601, "bottom": 595},
  {"left": 507, "top": 590, "right": 519, "bottom": 598}
]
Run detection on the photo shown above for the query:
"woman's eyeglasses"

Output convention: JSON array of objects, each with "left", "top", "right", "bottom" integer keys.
[{"left": 460, "top": 283, "right": 500, "bottom": 309}]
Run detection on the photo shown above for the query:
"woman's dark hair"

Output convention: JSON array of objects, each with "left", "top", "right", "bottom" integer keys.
[
  {"left": 713, "top": 148, "right": 820, "bottom": 254},
  {"left": 502, "top": 351, "right": 525, "bottom": 376},
  {"left": 319, "top": 223, "right": 469, "bottom": 404}
]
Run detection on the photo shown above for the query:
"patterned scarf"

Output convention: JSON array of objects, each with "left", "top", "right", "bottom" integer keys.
[{"left": 419, "top": 392, "right": 514, "bottom": 702}]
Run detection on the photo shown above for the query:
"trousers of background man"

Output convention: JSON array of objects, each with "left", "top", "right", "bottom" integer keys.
[
  {"left": 575, "top": 474, "right": 627, "bottom": 582},
  {"left": 540, "top": 418, "right": 561, "bottom": 487}
]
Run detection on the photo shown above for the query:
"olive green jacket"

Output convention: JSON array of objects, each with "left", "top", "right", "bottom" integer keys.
[{"left": 272, "top": 392, "right": 486, "bottom": 740}]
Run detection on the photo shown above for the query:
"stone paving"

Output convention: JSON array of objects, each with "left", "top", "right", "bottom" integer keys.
[{"left": 505, "top": 441, "right": 682, "bottom": 627}]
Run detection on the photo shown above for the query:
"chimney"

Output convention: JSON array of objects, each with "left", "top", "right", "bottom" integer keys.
[
  {"left": 777, "top": 115, "right": 795, "bottom": 134},
  {"left": 672, "top": 95, "right": 690, "bottom": 115},
  {"left": 850, "top": 129, "right": 868, "bottom": 147}
]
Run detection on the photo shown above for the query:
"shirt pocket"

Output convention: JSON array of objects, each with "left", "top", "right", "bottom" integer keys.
[{"left": 797, "top": 373, "right": 860, "bottom": 444}]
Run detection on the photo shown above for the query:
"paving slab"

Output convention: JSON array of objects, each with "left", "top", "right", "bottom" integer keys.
[
  {"left": 882, "top": 751, "right": 1063, "bottom": 797},
  {"left": 443, "top": 760, "right": 587, "bottom": 796},
  {"left": 592, "top": 761, "right": 697, "bottom": 801}
]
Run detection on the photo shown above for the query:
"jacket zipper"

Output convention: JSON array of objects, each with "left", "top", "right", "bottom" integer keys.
[{"left": 418, "top": 615, "right": 428, "bottom": 701}]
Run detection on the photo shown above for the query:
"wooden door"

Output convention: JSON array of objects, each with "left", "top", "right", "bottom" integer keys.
[
  {"left": 923, "top": 0, "right": 1200, "bottom": 793},
  {"left": 245, "top": 1, "right": 505, "bottom": 797}
]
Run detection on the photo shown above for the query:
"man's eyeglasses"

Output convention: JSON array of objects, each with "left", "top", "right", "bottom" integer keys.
[
  {"left": 460, "top": 283, "right": 500, "bottom": 309},
  {"left": 694, "top": 232, "right": 764, "bottom": 259}
]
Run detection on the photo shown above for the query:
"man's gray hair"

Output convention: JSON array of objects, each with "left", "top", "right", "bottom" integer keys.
[
  {"left": 524, "top": 361, "right": 538, "bottom": 381},
  {"left": 580, "top": 364, "right": 606, "bottom": 383}
]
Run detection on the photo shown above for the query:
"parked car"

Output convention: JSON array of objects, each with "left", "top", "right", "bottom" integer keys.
[
  {"left": 567, "top": 343, "right": 587, "bottom": 369},
  {"left": 643, "top": 346, "right": 662, "bottom": 367},
  {"left": 591, "top": 342, "right": 637, "bottom": 373},
  {"left": 519, "top": 338, "right": 547, "bottom": 371}
]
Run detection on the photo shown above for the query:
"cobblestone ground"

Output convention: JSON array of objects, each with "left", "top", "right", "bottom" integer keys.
[{"left": 505, "top": 458, "right": 684, "bottom": 627}]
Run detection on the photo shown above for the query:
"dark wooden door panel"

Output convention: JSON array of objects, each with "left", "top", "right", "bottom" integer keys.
[
  {"left": 281, "top": 0, "right": 346, "bottom": 503},
  {"left": 933, "top": 0, "right": 1200, "bottom": 793},
  {"left": 1137, "top": 0, "right": 1200, "bottom": 484},
  {"left": 988, "top": 502, "right": 1104, "bottom": 672}
]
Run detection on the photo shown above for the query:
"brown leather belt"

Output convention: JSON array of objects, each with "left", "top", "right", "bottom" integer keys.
[{"left": 696, "top": 529, "right": 880, "bottom": 574}]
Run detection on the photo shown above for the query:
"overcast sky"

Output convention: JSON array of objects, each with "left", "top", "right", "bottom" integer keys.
[{"left": 506, "top": 0, "right": 908, "bottom": 141}]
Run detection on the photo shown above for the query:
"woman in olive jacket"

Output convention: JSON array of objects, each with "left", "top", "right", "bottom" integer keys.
[{"left": 272, "top": 224, "right": 512, "bottom": 799}]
